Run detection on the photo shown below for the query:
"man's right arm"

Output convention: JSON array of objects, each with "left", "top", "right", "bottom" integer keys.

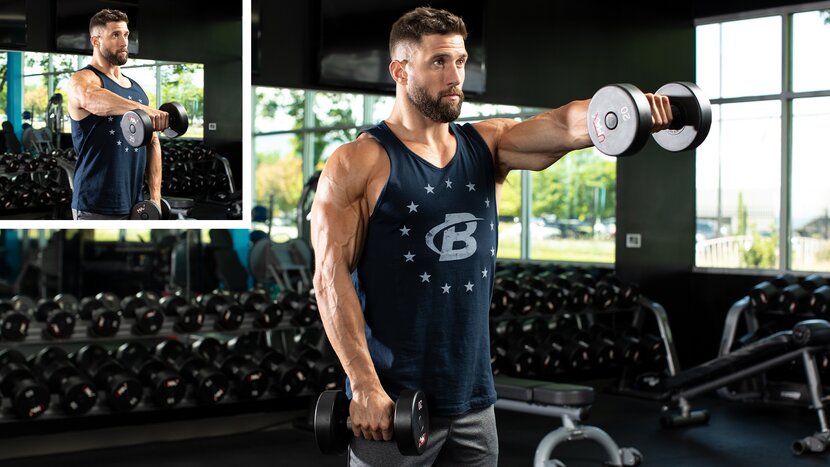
[
  {"left": 67, "top": 70, "right": 169, "bottom": 130},
  {"left": 310, "top": 142, "right": 394, "bottom": 441}
]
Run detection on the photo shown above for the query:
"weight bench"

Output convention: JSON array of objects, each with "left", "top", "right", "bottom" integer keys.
[
  {"left": 494, "top": 375, "right": 642, "bottom": 467},
  {"left": 655, "top": 319, "right": 830, "bottom": 455}
]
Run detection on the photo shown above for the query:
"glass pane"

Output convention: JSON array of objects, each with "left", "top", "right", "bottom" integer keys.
[
  {"left": 52, "top": 54, "right": 80, "bottom": 74},
  {"left": 254, "top": 133, "right": 302, "bottom": 242},
  {"left": 459, "top": 102, "right": 522, "bottom": 119},
  {"left": 255, "top": 87, "right": 304, "bottom": 133},
  {"left": 313, "top": 129, "right": 359, "bottom": 170},
  {"left": 791, "top": 97, "right": 830, "bottom": 271},
  {"left": 497, "top": 170, "right": 521, "bottom": 259},
  {"left": 721, "top": 16, "right": 782, "bottom": 98},
  {"left": 696, "top": 23, "right": 721, "bottom": 100},
  {"left": 370, "top": 95, "right": 395, "bottom": 123},
  {"left": 696, "top": 101, "right": 781, "bottom": 269},
  {"left": 23, "top": 52, "right": 49, "bottom": 74},
  {"left": 126, "top": 58, "right": 156, "bottom": 67},
  {"left": 160, "top": 63, "right": 205, "bottom": 139},
  {"left": 529, "top": 148, "right": 615, "bottom": 263},
  {"left": 93, "top": 230, "right": 122, "bottom": 242},
  {"left": 124, "top": 230, "right": 152, "bottom": 242},
  {"left": 54, "top": 73, "right": 72, "bottom": 133},
  {"left": 23, "top": 75, "right": 49, "bottom": 127},
  {"left": 793, "top": 10, "right": 830, "bottom": 93},
  {"left": 121, "top": 66, "right": 157, "bottom": 108},
  {"left": 312, "top": 91, "right": 362, "bottom": 127}
]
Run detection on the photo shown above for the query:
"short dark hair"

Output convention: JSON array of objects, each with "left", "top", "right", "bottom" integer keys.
[
  {"left": 389, "top": 7, "right": 467, "bottom": 58},
  {"left": 89, "top": 9, "right": 129, "bottom": 37}
]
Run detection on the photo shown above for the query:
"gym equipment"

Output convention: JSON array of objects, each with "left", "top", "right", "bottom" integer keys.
[
  {"left": 812, "top": 285, "right": 830, "bottom": 316},
  {"left": 72, "top": 345, "right": 142, "bottom": 412},
  {"left": 76, "top": 296, "right": 121, "bottom": 337},
  {"left": 197, "top": 292, "right": 245, "bottom": 331},
  {"left": 120, "top": 295, "right": 165, "bottom": 335},
  {"left": 315, "top": 389, "right": 429, "bottom": 456},
  {"left": 0, "top": 349, "right": 50, "bottom": 419},
  {"left": 749, "top": 273, "right": 797, "bottom": 312},
  {"left": 295, "top": 346, "right": 345, "bottom": 392},
  {"left": 587, "top": 82, "right": 711, "bottom": 157},
  {"left": 130, "top": 199, "right": 173, "bottom": 220},
  {"left": 155, "top": 340, "right": 228, "bottom": 405},
  {"left": 0, "top": 300, "right": 29, "bottom": 340},
  {"left": 115, "top": 342, "right": 185, "bottom": 408},
  {"left": 252, "top": 347, "right": 309, "bottom": 396},
  {"left": 495, "top": 375, "right": 642, "bottom": 467},
  {"left": 159, "top": 295, "right": 205, "bottom": 333},
  {"left": 121, "top": 102, "right": 189, "bottom": 148},
  {"left": 191, "top": 337, "right": 267, "bottom": 400},
  {"left": 27, "top": 296, "right": 76, "bottom": 339},
  {"left": 28, "top": 346, "right": 97, "bottom": 415},
  {"left": 237, "top": 289, "right": 283, "bottom": 328}
]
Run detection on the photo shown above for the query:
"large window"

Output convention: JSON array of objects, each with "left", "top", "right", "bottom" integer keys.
[
  {"left": 15, "top": 52, "right": 204, "bottom": 138},
  {"left": 253, "top": 88, "right": 617, "bottom": 264},
  {"left": 695, "top": 8, "right": 830, "bottom": 272}
]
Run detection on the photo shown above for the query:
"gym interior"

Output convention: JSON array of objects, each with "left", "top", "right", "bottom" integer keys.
[
  {"left": 0, "top": 1, "right": 243, "bottom": 220},
  {"left": 1, "top": 0, "right": 830, "bottom": 466}
]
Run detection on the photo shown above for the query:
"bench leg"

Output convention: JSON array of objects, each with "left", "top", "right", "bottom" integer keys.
[{"left": 533, "top": 415, "right": 631, "bottom": 467}]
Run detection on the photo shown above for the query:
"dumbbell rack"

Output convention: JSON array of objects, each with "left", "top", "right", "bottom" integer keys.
[
  {"left": 0, "top": 160, "right": 74, "bottom": 220},
  {"left": 0, "top": 294, "right": 332, "bottom": 438}
]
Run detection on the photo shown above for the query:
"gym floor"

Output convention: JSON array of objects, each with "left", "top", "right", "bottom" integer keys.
[{"left": 2, "top": 388, "right": 826, "bottom": 467}]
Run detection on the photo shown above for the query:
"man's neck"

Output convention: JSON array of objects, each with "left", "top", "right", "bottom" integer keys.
[
  {"left": 386, "top": 97, "right": 453, "bottom": 147},
  {"left": 90, "top": 55, "right": 122, "bottom": 81}
]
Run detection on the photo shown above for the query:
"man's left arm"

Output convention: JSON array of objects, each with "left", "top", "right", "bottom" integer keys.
[{"left": 146, "top": 133, "right": 162, "bottom": 204}]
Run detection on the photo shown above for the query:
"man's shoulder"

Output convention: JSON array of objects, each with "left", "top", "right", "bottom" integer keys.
[{"left": 334, "top": 133, "right": 387, "bottom": 162}]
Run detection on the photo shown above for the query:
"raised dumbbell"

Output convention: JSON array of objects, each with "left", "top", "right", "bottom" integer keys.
[
  {"left": 587, "top": 82, "right": 712, "bottom": 157},
  {"left": 28, "top": 346, "right": 98, "bottom": 415},
  {"left": 236, "top": 289, "right": 283, "bottom": 329},
  {"left": 12, "top": 295, "right": 76, "bottom": 339},
  {"left": 191, "top": 337, "right": 267, "bottom": 400},
  {"left": 120, "top": 294, "right": 165, "bottom": 335},
  {"left": 315, "top": 389, "right": 429, "bottom": 456},
  {"left": 115, "top": 342, "right": 185, "bottom": 408},
  {"left": 155, "top": 340, "right": 228, "bottom": 405},
  {"left": 120, "top": 102, "right": 189, "bottom": 148},
  {"left": 158, "top": 295, "right": 205, "bottom": 333},
  {"left": 0, "top": 349, "right": 50, "bottom": 419},
  {"left": 0, "top": 300, "right": 30, "bottom": 340},
  {"left": 72, "top": 295, "right": 121, "bottom": 337},
  {"left": 72, "top": 344, "right": 142, "bottom": 412},
  {"left": 197, "top": 291, "right": 245, "bottom": 331}
]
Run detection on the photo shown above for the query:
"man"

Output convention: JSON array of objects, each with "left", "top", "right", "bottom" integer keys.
[
  {"left": 67, "top": 9, "right": 168, "bottom": 220},
  {"left": 310, "top": 7, "right": 673, "bottom": 466}
]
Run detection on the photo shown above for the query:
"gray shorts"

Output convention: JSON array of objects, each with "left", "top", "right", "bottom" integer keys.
[
  {"left": 348, "top": 405, "right": 498, "bottom": 467},
  {"left": 72, "top": 209, "right": 129, "bottom": 220}
]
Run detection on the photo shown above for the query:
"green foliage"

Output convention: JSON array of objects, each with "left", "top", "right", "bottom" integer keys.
[
  {"left": 741, "top": 224, "right": 778, "bottom": 268},
  {"left": 499, "top": 171, "right": 521, "bottom": 218},
  {"left": 531, "top": 149, "right": 616, "bottom": 222},
  {"left": 736, "top": 192, "right": 747, "bottom": 235},
  {"left": 255, "top": 153, "right": 303, "bottom": 216}
]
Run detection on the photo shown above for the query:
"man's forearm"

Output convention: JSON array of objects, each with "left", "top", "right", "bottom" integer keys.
[{"left": 146, "top": 136, "right": 162, "bottom": 202}]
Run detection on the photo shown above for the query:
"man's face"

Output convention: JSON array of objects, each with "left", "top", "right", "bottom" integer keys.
[
  {"left": 404, "top": 34, "right": 467, "bottom": 123},
  {"left": 93, "top": 21, "right": 130, "bottom": 66}
]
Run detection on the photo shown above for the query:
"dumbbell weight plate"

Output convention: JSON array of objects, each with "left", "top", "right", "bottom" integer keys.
[
  {"left": 159, "top": 102, "right": 189, "bottom": 139},
  {"left": 587, "top": 84, "right": 652, "bottom": 157},
  {"left": 395, "top": 390, "right": 429, "bottom": 456},
  {"left": 120, "top": 109, "right": 154, "bottom": 148},
  {"left": 651, "top": 81, "right": 712, "bottom": 152},
  {"left": 131, "top": 200, "right": 162, "bottom": 220},
  {"left": 315, "top": 390, "right": 351, "bottom": 455}
]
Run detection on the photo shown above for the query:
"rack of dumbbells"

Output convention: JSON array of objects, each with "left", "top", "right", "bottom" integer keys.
[
  {"left": 157, "top": 140, "right": 237, "bottom": 211},
  {"left": 0, "top": 150, "right": 74, "bottom": 219},
  {"left": 715, "top": 273, "right": 830, "bottom": 405},
  {"left": 489, "top": 261, "right": 680, "bottom": 395},
  {"left": 0, "top": 286, "right": 344, "bottom": 436}
]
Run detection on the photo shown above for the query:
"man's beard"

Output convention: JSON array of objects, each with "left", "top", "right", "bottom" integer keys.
[
  {"left": 102, "top": 47, "right": 128, "bottom": 66},
  {"left": 407, "top": 83, "right": 464, "bottom": 123}
]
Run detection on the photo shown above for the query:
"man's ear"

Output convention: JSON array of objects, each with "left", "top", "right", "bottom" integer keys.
[{"left": 389, "top": 60, "right": 408, "bottom": 85}]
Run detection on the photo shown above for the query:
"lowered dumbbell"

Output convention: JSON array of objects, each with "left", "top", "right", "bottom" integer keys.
[
  {"left": 587, "top": 81, "right": 711, "bottom": 157},
  {"left": 130, "top": 198, "right": 173, "bottom": 220},
  {"left": 191, "top": 337, "right": 267, "bottom": 400},
  {"left": 159, "top": 295, "right": 205, "bottom": 333},
  {"left": 120, "top": 294, "right": 165, "bottom": 335},
  {"left": 120, "top": 102, "right": 189, "bottom": 148},
  {"left": 12, "top": 295, "right": 76, "bottom": 339},
  {"left": 0, "top": 300, "right": 29, "bottom": 340},
  {"left": 0, "top": 349, "right": 50, "bottom": 419},
  {"left": 115, "top": 342, "right": 185, "bottom": 408},
  {"left": 315, "top": 389, "right": 429, "bottom": 456},
  {"left": 197, "top": 292, "right": 244, "bottom": 331},
  {"left": 237, "top": 290, "right": 283, "bottom": 328},
  {"left": 28, "top": 346, "right": 98, "bottom": 415},
  {"left": 73, "top": 295, "right": 121, "bottom": 337},
  {"left": 72, "top": 344, "right": 142, "bottom": 412},
  {"left": 155, "top": 340, "right": 228, "bottom": 405}
]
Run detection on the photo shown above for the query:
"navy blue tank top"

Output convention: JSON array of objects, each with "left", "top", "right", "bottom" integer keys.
[
  {"left": 70, "top": 65, "right": 148, "bottom": 214},
  {"left": 348, "top": 121, "right": 498, "bottom": 416}
]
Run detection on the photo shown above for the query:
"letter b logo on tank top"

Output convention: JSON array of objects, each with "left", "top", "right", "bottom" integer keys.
[{"left": 425, "top": 213, "right": 482, "bottom": 262}]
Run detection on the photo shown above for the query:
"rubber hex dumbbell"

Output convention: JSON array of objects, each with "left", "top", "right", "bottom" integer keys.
[
  {"left": 155, "top": 340, "right": 228, "bottom": 405},
  {"left": 120, "top": 295, "right": 165, "bottom": 335},
  {"left": 72, "top": 344, "right": 142, "bottom": 412},
  {"left": 159, "top": 295, "right": 205, "bottom": 333},
  {"left": 13, "top": 295, "right": 76, "bottom": 339},
  {"left": 236, "top": 290, "right": 283, "bottom": 329},
  {"left": 0, "top": 349, "right": 50, "bottom": 419},
  {"left": 197, "top": 292, "right": 245, "bottom": 331},
  {"left": 0, "top": 300, "right": 30, "bottom": 340},
  {"left": 74, "top": 295, "right": 121, "bottom": 337},
  {"left": 28, "top": 347, "right": 98, "bottom": 415},
  {"left": 191, "top": 337, "right": 267, "bottom": 400},
  {"left": 315, "top": 389, "right": 429, "bottom": 456},
  {"left": 587, "top": 82, "right": 712, "bottom": 157},
  {"left": 115, "top": 342, "right": 185, "bottom": 408},
  {"left": 120, "top": 102, "right": 189, "bottom": 148}
]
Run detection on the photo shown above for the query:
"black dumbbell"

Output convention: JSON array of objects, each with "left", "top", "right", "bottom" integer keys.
[
  {"left": 237, "top": 290, "right": 283, "bottom": 328},
  {"left": 191, "top": 337, "right": 267, "bottom": 400},
  {"left": 28, "top": 346, "right": 98, "bottom": 415},
  {"left": 780, "top": 283, "right": 814, "bottom": 314},
  {"left": 285, "top": 290, "right": 321, "bottom": 326},
  {"left": 811, "top": 284, "right": 830, "bottom": 316},
  {"left": 295, "top": 346, "right": 345, "bottom": 393},
  {"left": 72, "top": 344, "right": 142, "bottom": 412},
  {"left": 159, "top": 295, "right": 205, "bottom": 333},
  {"left": 130, "top": 198, "right": 173, "bottom": 220},
  {"left": 74, "top": 295, "right": 121, "bottom": 337},
  {"left": 197, "top": 292, "right": 244, "bottom": 331},
  {"left": 120, "top": 295, "right": 165, "bottom": 335},
  {"left": 588, "top": 324, "right": 619, "bottom": 368},
  {"left": 0, "top": 349, "right": 50, "bottom": 419},
  {"left": 505, "top": 335, "right": 540, "bottom": 377},
  {"left": 0, "top": 300, "right": 30, "bottom": 340},
  {"left": 315, "top": 389, "right": 429, "bottom": 456},
  {"left": 120, "top": 102, "right": 189, "bottom": 148},
  {"left": 587, "top": 82, "right": 711, "bottom": 157},
  {"left": 750, "top": 274, "right": 798, "bottom": 311},
  {"left": 115, "top": 342, "right": 185, "bottom": 408},
  {"left": 155, "top": 340, "right": 228, "bottom": 405},
  {"left": 13, "top": 295, "right": 76, "bottom": 339}
]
